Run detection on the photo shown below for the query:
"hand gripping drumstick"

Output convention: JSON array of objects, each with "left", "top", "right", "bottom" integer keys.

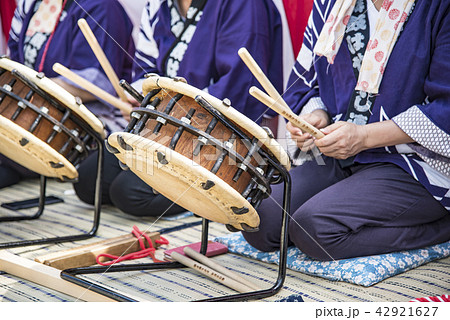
[
  {"left": 77, "top": 18, "right": 128, "bottom": 102},
  {"left": 183, "top": 247, "right": 260, "bottom": 291},
  {"left": 238, "top": 47, "right": 324, "bottom": 138},
  {"left": 170, "top": 251, "right": 253, "bottom": 293},
  {"left": 249, "top": 87, "right": 325, "bottom": 139},
  {"left": 53, "top": 63, "right": 132, "bottom": 114}
]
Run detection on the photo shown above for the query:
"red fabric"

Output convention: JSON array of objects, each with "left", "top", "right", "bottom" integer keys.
[
  {"left": 282, "top": 0, "right": 313, "bottom": 57},
  {"left": 0, "top": 0, "right": 17, "bottom": 42},
  {"left": 411, "top": 295, "right": 450, "bottom": 302}
]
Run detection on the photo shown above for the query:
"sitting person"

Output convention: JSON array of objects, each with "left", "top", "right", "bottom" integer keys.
[
  {"left": 1, "top": 0, "right": 135, "bottom": 189},
  {"left": 243, "top": 0, "right": 450, "bottom": 260},
  {"left": 74, "top": 0, "right": 284, "bottom": 217}
]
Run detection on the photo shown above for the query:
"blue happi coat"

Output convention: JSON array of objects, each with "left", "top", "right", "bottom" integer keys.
[
  {"left": 132, "top": 0, "right": 284, "bottom": 124},
  {"left": 8, "top": 0, "right": 135, "bottom": 120},
  {"left": 284, "top": 0, "right": 450, "bottom": 211}
]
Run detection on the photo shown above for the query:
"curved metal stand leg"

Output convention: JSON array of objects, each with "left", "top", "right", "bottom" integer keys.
[
  {"left": 59, "top": 161, "right": 292, "bottom": 302},
  {"left": 0, "top": 175, "right": 47, "bottom": 222},
  {"left": 0, "top": 140, "right": 104, "bottom": 248},
  {"left": 199, "top": 163, "right": 291, "bottom": 302}
]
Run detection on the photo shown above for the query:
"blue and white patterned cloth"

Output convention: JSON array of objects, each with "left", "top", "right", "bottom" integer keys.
[
  {"left": 160, "top": 211, "right": 194, "bottom": 221},
  {"left": 215, "top": 233, "right": 450, "bottom": 287}
]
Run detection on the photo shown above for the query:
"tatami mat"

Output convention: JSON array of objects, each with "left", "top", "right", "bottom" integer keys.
[{"left": 0, "top": 179, "right": 449, "bottom": 302}]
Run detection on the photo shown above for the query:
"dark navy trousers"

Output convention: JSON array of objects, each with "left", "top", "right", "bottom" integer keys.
[
  {"left": 73, "top": 149, "right": 186, "bottom": 217},
  {"left": 243, "top": 156, "right": 450, "bottom": 261}
]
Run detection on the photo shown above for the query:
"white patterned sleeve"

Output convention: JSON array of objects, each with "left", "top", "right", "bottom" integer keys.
[
  {"left": 393, "top": 105, "right": 450, "bottom": 176},
  {"left": 299, "top": 96, "right": 328, "bottom": 115}
]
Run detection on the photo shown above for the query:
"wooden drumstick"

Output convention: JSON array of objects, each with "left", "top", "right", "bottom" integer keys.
[
  {"left": 53, "top": 63, "right": 132, "bottom": 114},
  {"left": 77, "top": 18, "right": 128, "bottom": 102},
  {"left": 238, "top": 47, "right": 290, "bottom": 110},
  {"left": 170, "top": 252, "right": 253, "bottom": 293},
  {"left": 249, "top": 86, "right": 325, "bottom": 139},
  {"left": 183, "top": 247, "right": 260, "bottom": 291}
]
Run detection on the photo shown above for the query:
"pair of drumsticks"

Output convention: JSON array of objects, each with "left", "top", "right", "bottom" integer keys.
[
  {"left": 238, "top": 47, "right": 324, "bottom": 139},
  {"left": 55, "top": 19, "right": 322, "bottom": 139},
  {"left": 170, "top": 246, "right": 259, "bottom": 293},
  {"left": 52, "top": 19, "right": 132, "bottom": 114}
]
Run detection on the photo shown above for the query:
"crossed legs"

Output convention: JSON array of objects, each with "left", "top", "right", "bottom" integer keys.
[{"left": 243, "top": 157, "right": 450, "bottom": 260}]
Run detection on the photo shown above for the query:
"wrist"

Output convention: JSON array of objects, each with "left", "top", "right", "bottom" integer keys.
[{"left": 360, "top": 125, "right": 370, "bottom": 151}]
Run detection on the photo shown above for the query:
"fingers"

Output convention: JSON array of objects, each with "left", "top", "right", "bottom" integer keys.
[
  {"left": 319, "top": 121, "right": 347, "bottom": 135},
  {"left": 300, "top": 113, "right": 322, "bottom": 128},
  {"left": 313, "top": 122, "right": 367, "bottom": 159},
  {"left": 287, "top": 121, "right": 315, "bottom": 150},
  {"left": 314, "top": 122, "right": 347, "bottom": 148}
]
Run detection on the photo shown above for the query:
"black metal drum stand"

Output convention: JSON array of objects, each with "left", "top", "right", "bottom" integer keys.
[
  {"left": 0, "top": 140, "right": 104, "bottom": 249},
  {"left": 59, "top": 159, "right": 291, "bottom": 302}
]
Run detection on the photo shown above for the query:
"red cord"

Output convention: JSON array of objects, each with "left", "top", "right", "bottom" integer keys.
[
  {"left": 96, "top": 226, "right": 169, "bottom": 266},
  {"left": 37, "top": 0, "right": 68, "bottom": 72}
]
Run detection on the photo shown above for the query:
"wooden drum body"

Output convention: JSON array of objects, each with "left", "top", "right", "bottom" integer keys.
[
  {"left": 108, "top": 76, "right": 290, "bottom": 231},
  {"left": 0, "top": 57, "right": 105, "bottom": 181}
]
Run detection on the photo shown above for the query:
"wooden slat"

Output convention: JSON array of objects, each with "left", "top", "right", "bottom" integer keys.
[
  {"left": 35, "top": 232, "right": 161, "bottom": 270},
  {"left": 0, "top": 251, "right": 116, "bottom": 301}
]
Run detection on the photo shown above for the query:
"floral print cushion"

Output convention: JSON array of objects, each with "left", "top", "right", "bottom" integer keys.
[{"left": 214, "top": 233, "right": 450, "bottom": 286}]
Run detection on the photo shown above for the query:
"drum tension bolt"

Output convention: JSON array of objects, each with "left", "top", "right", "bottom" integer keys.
[
  {"left": 262, "top": 126, "right": 274, "bottom": 139},
  {"left": 75, "top": 145, "right": 84, "bottom": 153},
  {"left": 117, "top": 135, "right": 133, "bottom": 151},
  {"left": 52, "top": 125, "right": 61, "bottom": 133},
  {"left": 49, "top": 161, "right": 64, "bottom": 169},
  {"left": 131, "top": 112, "right": 142, "bottom": 120},
  {"left": 222, "top": 98, "right": 231, "bottom": 107},
  {"left": 144, "top": 73, "right": 159, "bottom": 78},
  {"left": 201, "top": 180, "right": 215, "bottom": 190},
  {"left": 61, "top": 175, "right": 76, "bottom": 183},
  {"left": 36, "top": 72, "right": 45, "bottom": 79},
  {"left": 19, "top": 138, "right": 29, "bottom": 146},
  {"left": 173, "top": 76, "right": 187, "bottom": 83},
  {"left": 105, "top": 141, "right": 120, "bottom": 154},
  {"left": 119, "top": 161, "right": 129, "bottom": 171},
  {"left": 156, "top": 116, "right": 167, "bottom": 125},
  {"left": 157, "top": 151, "right": 169, "bottom": 165},
  {"left": 75, "top": 97, "right": 83, "bottom": 105},
  {"left": 240, "top": 223, "right": 259, "bottom": 232},
  {"left": 255, "top": 167, "right": 265, "bottom": 176},
  {"left": 231, "top": 206, "right": 249, "bottom": 215}
]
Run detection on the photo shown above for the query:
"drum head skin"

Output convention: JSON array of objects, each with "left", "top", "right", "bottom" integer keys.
[
  {"left": 0, "top": 57, "right": 105, "bottom": 138},
  {"left": 0, "top": 116, "right": 78, "bottom": 180},
  {"left": 108, "top": 132, "right": 260, "bottom": 231}
]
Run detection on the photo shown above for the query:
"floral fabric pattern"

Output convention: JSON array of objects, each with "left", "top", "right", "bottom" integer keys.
[{"left": 215, "top": 233, "right": 450, "bottom": 287}]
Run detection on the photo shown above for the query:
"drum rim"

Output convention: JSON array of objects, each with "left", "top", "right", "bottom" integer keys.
[
  {"left": 108, "top": 131, "right": 260, "bottom": 230},
  {"left": 0, "top": 57, "right": 105, "bottom": 138},
  {"left": 0, "top": 115, "right": 78, "bottom": 180},
  {"left": 141, "top": 76, "right": 291, "bottom": 171}
]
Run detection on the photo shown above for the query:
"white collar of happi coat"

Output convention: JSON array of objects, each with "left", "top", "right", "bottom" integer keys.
[{"left": 314, "top": 0, "right": 415, "bottom": 94}]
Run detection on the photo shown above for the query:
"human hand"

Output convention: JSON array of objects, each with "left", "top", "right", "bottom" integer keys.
[
  {"left": 121, "top": 97, "right": 140, "bottom": 122},
  {"left": 287, "top": 109, "right": 329, "bottom": 151},
  {"left": 314, "top": 121, "right": 368, "bottom": 159}
]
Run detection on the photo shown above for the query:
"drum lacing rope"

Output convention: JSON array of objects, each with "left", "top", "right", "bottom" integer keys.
[{"left": 96, "top": 225, "right": 169, "bottom": 266}]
